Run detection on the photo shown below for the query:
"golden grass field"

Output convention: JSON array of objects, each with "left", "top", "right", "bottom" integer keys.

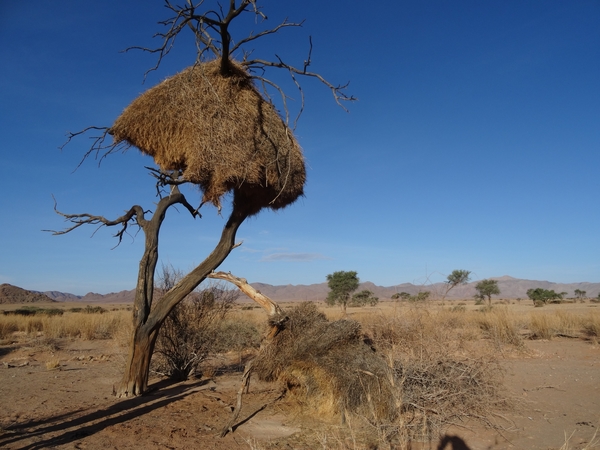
[{"left": 1, "top": 299, "right": 599, "bottom": 449}]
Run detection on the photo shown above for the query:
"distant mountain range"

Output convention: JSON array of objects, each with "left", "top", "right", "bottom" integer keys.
[
  {"left": 250, "top": 276, "right": 600, "bottom": 301},
  {"left": 1, "top": 276, "right": 597, "bottom": 305}
]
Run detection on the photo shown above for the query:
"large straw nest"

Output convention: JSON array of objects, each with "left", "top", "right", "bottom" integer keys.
[
  {"left": 110, "top": 59, "right": 305, "bottom": 213},
  {"left": 254, "top": 303, "right": 398, "bottom": 421}
]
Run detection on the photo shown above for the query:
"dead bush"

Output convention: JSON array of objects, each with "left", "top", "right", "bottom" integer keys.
[
  {"left": 394, "top": 352, "right": 504, "bottom": 441},
  {"left": 360, "top": 306, "right": 507, "bottom": 441},
  {"left": 153, "top": 284, "right": 238, "bottom": 380},
  {"left": 211, "top": 319, "right": 262, "bottom": 353}
]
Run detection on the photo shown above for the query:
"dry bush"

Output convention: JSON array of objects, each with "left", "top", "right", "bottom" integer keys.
[
  {"left": 211, "top": 319, "right": 262, "bottom": 354},
  {"left": 152, "top": 284, "right": 239, "bottom": 380},
  {"left": 394, "top": 352, "right": 504, "bottom": 441},
  {"left": 358, "top": 306, "right": 507, "bottom": 442}
]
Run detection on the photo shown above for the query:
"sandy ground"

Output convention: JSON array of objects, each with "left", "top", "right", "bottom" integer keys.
[{"left": 0, "top": 327, "right": 599, "bottom": 449}]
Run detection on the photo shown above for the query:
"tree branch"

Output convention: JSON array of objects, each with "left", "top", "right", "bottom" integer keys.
[
  {"left": 60, "top": 127, "right": 127, "bottom": 170},
  {"left": 122, "top": 1, "right": 355, "bottom": 119},
  {"left": 44, "top": 197, "right": 147, "bottom": 247},
  {"left": 207, "top": 271, "right": 282, "bottom": 316},
  {"left": 46, "top": 187, "right": 199, "bottom": 245},
  {"left": 231, "top": 18, "right": 302, "bottom": 53},
  {"left": 244, "top": 56, "right": 356, "bottom": 111}
]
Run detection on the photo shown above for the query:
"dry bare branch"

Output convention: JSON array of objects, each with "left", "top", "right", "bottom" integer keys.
[
  {"left": 123, "top": 1, "right": 355, "bottom": 119},
  {"left": 207, "top": 271, "right": 282, "bottom": 316},
  {"left": 44, "top": 196, "right": 146, "bottom": 246},
  {"left": 231, "top": 18, "right": 303, "bottom": 53},
  {"left": 60, "top": 127, "right": 127, "bottom": 170},
  {"left": 244, "top": 57, "right": 356, "bottom": 110},
  {"left": 46, "top": 185, "right": 198, "bottom": 245}
]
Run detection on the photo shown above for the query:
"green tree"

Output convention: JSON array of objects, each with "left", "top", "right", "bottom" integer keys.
[
  {"left": 574, "top": 289, "right": 587, "bottom": 300},
  {"left": 411, "top": 291, "right": 431, "bottom": 302},
  {"left": 474, "top": 279, "right": 500, "bottom": 306},
  {"left": 526, "top": 288, "right": 563, "bottom": 305},
  {"left": 326, "top": 271, "right": 360, "bottom": 313},
  {"left": 443, "top": 269, "right": 471, "bottom": 300},
  {"left": 350, "top": 290, "right": 379, "bottom": 307},
  {"left": 391, "top": 292, "right": 411, "bottom": 301}
]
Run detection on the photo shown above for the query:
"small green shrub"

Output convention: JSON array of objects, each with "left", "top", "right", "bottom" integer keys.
[
  {"left": 5, "top": 307, "right": 63, "bottom": 316},
  {"left": 84, "top": 305, "right": 106, "bottom": 314}
]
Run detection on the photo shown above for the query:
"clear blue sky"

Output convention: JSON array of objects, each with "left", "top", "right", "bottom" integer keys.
[{"left": 1, "top": 1, "right": 598, "bottom": 295}]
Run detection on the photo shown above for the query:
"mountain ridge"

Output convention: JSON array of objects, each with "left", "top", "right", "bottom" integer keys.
[{"left": 15, "top": 277, "right": 599, "bottom": 304}]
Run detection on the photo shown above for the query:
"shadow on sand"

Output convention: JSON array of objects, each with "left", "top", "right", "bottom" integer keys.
[{"left": 0, "top": 378, "right": 212, "bottom": 450}]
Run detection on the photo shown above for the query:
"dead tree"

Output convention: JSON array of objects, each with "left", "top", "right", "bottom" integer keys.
[{"left": 52, "top": 0, "right": 354, "bottom": 397}]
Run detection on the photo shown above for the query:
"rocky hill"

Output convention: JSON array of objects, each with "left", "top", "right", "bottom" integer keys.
[{"left": 0, "top": 284, "right": 56, "bottom": 304}]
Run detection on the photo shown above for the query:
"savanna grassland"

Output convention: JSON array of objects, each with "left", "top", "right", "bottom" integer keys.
[{"left": 0, "top": 299, "right": 599, "bottom": 449}]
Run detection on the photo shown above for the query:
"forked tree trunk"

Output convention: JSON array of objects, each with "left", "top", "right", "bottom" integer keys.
[{"left": 114, "top": 197, "right": 250, "bottom": 397}]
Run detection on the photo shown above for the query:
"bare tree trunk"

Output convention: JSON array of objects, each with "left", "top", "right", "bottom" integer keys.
[
  {"left": 118, "top": 327, "right": 158, "bottom": 396},
  {"left": 115, "top": 200, "right": 250, "bottom": 397}
]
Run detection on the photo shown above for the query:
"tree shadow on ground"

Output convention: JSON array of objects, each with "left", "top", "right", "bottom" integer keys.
[
  {"left": 0, "top": 345, "right": 20, "bottom": 358},
  {"left": 0, "top": 378, "right": 212, "bottom": 450},
  {"left": 436, "top": 434, "right": 472, "bottom": 450}
]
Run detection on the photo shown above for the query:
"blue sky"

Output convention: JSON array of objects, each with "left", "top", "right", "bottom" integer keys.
[{"left": 1, "top": 1, "right": 598, "bottom": 295}]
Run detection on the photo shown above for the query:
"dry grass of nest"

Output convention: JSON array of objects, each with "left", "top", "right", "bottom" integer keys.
[
  {"left": 252, "top": 302, "right": 398, "bottom": 422},
  {"left": 110, "top": 59, "right": 305, "bottom": 212}
]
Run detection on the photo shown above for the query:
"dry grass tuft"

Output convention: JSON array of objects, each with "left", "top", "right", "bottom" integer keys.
[
  {"left": 111, "top": 59, "right": 305, "bottom": 213},
  {"left": 583, "top": 312, "right": 600, "bottom": 338},
  {"left": 45, "top": 358, "right": 61, "bottom": 370},
  {"left": 529, "top": 311, "right": 582, "bottom": 340},
  {"left": 472, "top": 307, "right": 524, "bottom": 349}
]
